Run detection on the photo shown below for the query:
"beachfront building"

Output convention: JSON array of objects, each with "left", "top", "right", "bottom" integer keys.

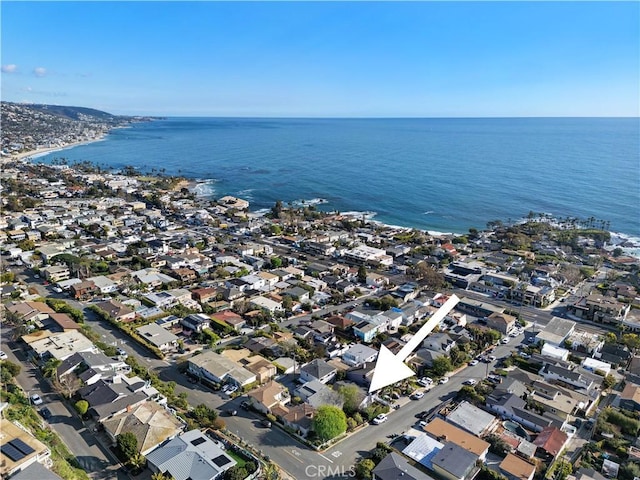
[{"left": 344, "top": 245, "right": 393, "bottom": 267}]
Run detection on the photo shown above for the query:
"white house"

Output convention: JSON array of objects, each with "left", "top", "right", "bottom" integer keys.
[{"left": 342, "top": 344, "right": 378, "bottom": 367}]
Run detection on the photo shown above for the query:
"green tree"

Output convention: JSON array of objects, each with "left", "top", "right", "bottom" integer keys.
[
  {"left": 0, "top": 360, "right": 21, "bottom": 384},
  {"left": 116, "top": 432, "right": 139, "bottom": 463},
  {"left": 224, "top": 466, "right": 248, "bottom": 480},
  {"left": 622, "top": 333, "right": 640, "bottom": 352},
  {"left": 270, "top": 256, "right": 283, "bottom": 268},
  {"left": 282, "top": 295, "right": 293, "bottom": 311},
  {"left": 43, "top": 358, "right": 62, "bottom": 380},
  {"left": 357, "top": 264, "right": 368, "bottom": 284},
  {"left": 17, "top": 239, "right": 36, "bottom": 251},
  {"left": 604, "top": 332, "right": 617, "bottom": 344},
  {"left": 486, "top": 434, "right": 511, "bottom": 455},
  {"left": 191, "top": 403, "right": 218, "bottom": 428},
  {"left": 431, "top": 356, "right": 453, "bottom": 377},
  {"left": 0, "top": 271, "right": 15, "bottom": 283},
  {"left": 151, "top": 473, "right": 174, "bottom": 480},
  {"left": 602, "top": 374, "right": 616, "bottom": 390},
  {"left": 355, "top": 458, "right": 376, "bottom": 479},
  {"left": 554, "top": 460, "right": 573, "bottom": 480},
  {"left": 75, "top": 400, "right": 89, "bottom": 416},
  {"left": 338, "top": 384, "right": 364, "bottom": 416},
  {"left": 271, "top": 200, "right": 283, "bottom": 219},
  {"left": 313, "top": 405, "right": 347, "bottom": 442}
]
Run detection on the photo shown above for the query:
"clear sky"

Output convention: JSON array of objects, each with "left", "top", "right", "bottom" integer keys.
[{"left": 1, "top": 1, "right": 638, "bottom": 117}]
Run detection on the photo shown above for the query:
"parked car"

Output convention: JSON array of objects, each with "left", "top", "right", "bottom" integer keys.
[
  {"left": 411, "top": 391, "right": 425, "bottom": 400},
  {"left": 417, "top": 377, "right": 433, "bottom": 387},
  {"left": 502, "top": 337, "right": 510, "bottom": 344},
  {"left": 373, "top": 414, "right": 388, "bottom": 425},
  {"left": 463, "top": 379, "right": 477, "bottom": 386},
  {"left": 30, "top": 394, "right": 43, "bottom": 405},
  {"left": 488, "top": 355, "right": 496, "bottom": 362},
  {"left": 52, "top": 287, "right": 63, "bottom": 293},
  {"left": 468, "top": 359, "right": 479, "bottom": 366},
  {"left": 39, "top": 407, "right": 52, "bottom": 420},
  {"left": 0, "top": 351, "right": 8, "bottom": 360},
  {"left": 116, "top": 347, "right": 127, "bottom": 358},
  {"left": 240, "top": 401, "right": 251, "bottom": 410},
  {"left": 439, "top": 377, "right": 449, "bottom": 384},
  {"left": 226, "top": 409, "right": 238, "bottom": 416},
  {"left": 419, "top": 420, "right": 428, "bottom": 428},
  {"left": 261, "top": 419, "right": 272, "bottom": 428}
]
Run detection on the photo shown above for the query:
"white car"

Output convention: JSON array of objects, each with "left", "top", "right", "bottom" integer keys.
[
  {"left": 411, "top": 391, "right": 425, "bottom": 400},
  {"left": 0, "top": 351, "right": 8, "bottom": 360},
  {"left": 30, "top": 394, "right": 43, "bottom": 405},
  {"left": 418, "top": 377, "right": 433, "bottom": 387},
  {"left": 468, "top": 359, "right": 479, "bottom": 366},
  {"left": 52, "top": 287, "right": 63, "bottom": 293},
  {"left": 502, "top": 337, "right": 510, "bottom": 344},
  {"left": 463, "top": 379, "right": 477, "bottom": 386},
  {"left": 225, "top": 385, "right": 238, "bottom": 395},
  {"left": 373, "top": 414, "right": 388, "bottom": 425},
  {"left": 419, "top": 420, "right": 428, "bottom": 428},
  {"left": 439, "top": 377, "right": 449, "bottom": 384}
]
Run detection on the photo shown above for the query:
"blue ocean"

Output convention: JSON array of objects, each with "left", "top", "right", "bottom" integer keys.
[{"left": 36, "top": 117, "right": 639, "bottom": 237}]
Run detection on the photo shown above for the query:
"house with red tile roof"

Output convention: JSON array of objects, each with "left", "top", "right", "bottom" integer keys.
[{"left": 533, "top": 426, "right": 568, "bottom": 460}]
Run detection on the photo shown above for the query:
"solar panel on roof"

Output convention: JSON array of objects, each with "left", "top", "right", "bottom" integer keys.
[
  {"left": 211, "top": 454, "right": 231, "bottom": 467},
  {"left": 11, "top": 438, "right": 35, "bottom": 455},
  {"left": 190, "top": 437, "right": 206, "bottom": 446},
  {"left": 1, "top": 443, "right": 26, "bottom": 462}
]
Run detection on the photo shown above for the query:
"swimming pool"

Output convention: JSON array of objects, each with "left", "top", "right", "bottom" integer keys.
[{"left": 503, "top": 421, "right": 531, "bottom": 441}]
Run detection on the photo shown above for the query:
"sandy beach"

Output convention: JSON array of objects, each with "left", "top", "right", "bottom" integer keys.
[{"left": 2, "top": 135, "right": 107, "bottom": 163}]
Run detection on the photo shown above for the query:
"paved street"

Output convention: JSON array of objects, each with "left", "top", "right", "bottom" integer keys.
[
  {"left": 3, "top": 266, "right": 614, "bottom": 479},
  {"left": 1, "top": 337, "right": 125, "bottom": 480}
]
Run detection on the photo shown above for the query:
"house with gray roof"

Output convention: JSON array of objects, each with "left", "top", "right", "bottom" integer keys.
[
  {"left": 57, "top": 351, "right": 130, "bottom": 384},
  {"left": 135, "top": 323, "right": 179, "bottom": 352},
  {"left": 146, "top": 429, "right": 236, "bottom": 480},
  {"left": 188, "top": 351, "right": 257, "bottom": 387},
  {"left": 534, "top": 317, "right": 576, "bottom": 347},
  {"left": 299, "top": 358, "right": 337, "bottom": 384},
  {"left": 446, "top": 401, "right": 497, "bottom": 436},
  {"left": 486, "top": 390, "right": 562, "bottom": 432},
  {"left": 294, "top": 380, "right": 343, "bottom": 409},
  {"left": 78, "top": 378, "right": 150, "bottom": 422},
  {"left": 373, "top": 452, "right": 435, "bottom": 480},
  {"left": 431, "top": 442, "right": 479, "bottom": 480},
  {"left": 342, "top": 344, "right": 378, "bottom": 367}
]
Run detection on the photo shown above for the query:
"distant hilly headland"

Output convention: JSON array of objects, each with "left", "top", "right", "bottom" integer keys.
[{"left": 0, "top": 101, "right": 159, "bottom": 157}]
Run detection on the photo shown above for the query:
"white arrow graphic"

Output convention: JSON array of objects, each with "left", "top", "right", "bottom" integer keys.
[{"left": 369, "top": 294, "right": 460, "bottom": 392}]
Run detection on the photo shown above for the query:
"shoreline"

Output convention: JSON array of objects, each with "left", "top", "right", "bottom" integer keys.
[
  {"left": 2, "top": 134, "right": 108, "bottom": 163},
  {"left": 6, "top": 138, "right": 638, "bottom": 256}
]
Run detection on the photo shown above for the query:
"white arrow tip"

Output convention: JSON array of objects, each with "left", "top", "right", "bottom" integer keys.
[{"left": 368, "top": 345, "right": 416, "bottom": 393}]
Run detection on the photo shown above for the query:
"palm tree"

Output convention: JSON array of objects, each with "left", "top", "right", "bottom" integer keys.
[{"left": 43, "top": 358, "right": 62, "bottom": 381}]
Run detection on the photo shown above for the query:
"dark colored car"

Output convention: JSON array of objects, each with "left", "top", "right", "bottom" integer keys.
[
  {"left": 240, "top": 401, "right": 251, "bottom": 410},
  {"left": 261, "top": 419, "right": 272, "bottom": 428},
  {"left": 226, "top": 409, "right": 238, "bottom": 416},
  {"left": 40, "top": 407, "right": 52, "bottom": 420}
]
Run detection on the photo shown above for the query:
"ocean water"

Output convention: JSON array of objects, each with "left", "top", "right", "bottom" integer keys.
[{"left": 36, "top": 117, "right": 639, "bottom": 238}]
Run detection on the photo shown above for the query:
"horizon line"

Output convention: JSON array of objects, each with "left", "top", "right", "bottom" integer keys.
[{"left": 134, "top": 114, "right": 640, "bottom": 119}]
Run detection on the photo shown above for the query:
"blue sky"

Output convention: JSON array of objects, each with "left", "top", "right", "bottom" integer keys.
[{"left": 2, "top": 1, "right": 638, "bottom": 117}]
